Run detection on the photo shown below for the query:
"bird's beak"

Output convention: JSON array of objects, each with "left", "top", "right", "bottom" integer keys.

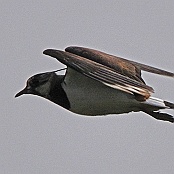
[{"left": 15, "top": 87, "right": 30, "bottom": 98}]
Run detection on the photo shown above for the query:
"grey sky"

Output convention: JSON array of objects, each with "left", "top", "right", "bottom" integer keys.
[{"left": 1, "top": 1, "right": 174, "bottom": 174}]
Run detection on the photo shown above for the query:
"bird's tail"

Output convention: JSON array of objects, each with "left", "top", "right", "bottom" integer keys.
[{"left": 142, "top": 97, "right": 174, "bottom": 123}]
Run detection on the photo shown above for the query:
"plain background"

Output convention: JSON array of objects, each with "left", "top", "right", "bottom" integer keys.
[{"left": 1, "top": 1, "right": 174, "bottom": 174}]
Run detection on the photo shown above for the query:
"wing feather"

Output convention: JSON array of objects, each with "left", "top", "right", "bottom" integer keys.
[
  {"left": 43, "top": 49, "right": 154, "bottom": 99},
  {"left": 66, "top": 46, "right": 174, "bottom": 78}
]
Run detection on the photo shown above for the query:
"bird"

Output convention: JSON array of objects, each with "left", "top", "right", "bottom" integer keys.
[{"left": 15, "top": 46, "right": 174, "bottom": 123}]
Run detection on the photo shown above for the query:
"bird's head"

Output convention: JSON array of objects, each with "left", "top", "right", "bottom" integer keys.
[{"left": 15, "top": 72, "right": 56, "bottom": 99}]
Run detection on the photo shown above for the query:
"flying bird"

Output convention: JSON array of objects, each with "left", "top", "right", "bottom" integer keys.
[{"left": 15, "top": 46, "right": 174, "bottom": 123}]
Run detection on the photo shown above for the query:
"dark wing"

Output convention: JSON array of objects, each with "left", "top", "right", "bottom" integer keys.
[
  {"left": 43, "top": 49, "right": 154, "bottom": 100},
  {"left": 65, "top": 46, "right": 174, "bottom": 78}
]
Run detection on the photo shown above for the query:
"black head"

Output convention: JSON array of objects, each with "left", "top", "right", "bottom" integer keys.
[{"left": 15, "top": 72, "right": 56, "bottom": 99}]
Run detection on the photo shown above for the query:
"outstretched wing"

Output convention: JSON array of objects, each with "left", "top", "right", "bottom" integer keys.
[
  {"left": 65, "top": 46, "right": 174, "bottom": 78},
  {"left": 43, "top": 49, "right": 154, "bottom": 100}
]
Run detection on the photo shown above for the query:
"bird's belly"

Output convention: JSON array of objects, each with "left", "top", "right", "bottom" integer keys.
[
  {"left": 69, "top": 90, "right": 139, "bottom": 115},
  {"left": 62, "top": 71, "right": 140, "bottom": 115}
]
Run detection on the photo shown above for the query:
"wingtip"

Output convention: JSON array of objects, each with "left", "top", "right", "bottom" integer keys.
[
  {"left": 43, "top": 49, "right": 65, "bottom": 58},
  {"left": 44, "top": 46, "right": 80, "bottom": 55},
  {"left": 65, "top": 46, "right": 82, "bottom": 53},
  {"left": 43, "top": 49, "right": 55, "bottom": 55},
  {"left": 65, "top": 46, "right": 81, "bottom": 50}
]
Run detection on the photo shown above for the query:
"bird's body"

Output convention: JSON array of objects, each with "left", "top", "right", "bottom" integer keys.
[
  {"left": 15, "top": 46, "right": 174, "bottom": 123},
  {"left": 62, "top": 68, "right": 139, "bottom": 115}
]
